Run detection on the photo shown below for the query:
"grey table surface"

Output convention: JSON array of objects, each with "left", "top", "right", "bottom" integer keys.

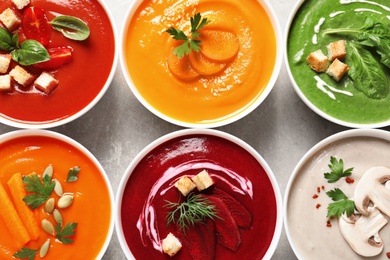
[{"left": 1, "top": 0, "right": 379, "bottom": 259}]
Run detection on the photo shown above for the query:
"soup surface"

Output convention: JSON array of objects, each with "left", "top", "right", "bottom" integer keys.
[
  {"left": 124, "top": 0, "right": 276, "bottom": 125},
  {"left": 121, "top": 134, "right": 278, "bottom": 259},
  {"left": 288, "top": 0, "right": 390, "bottom": 125},
  {"left": 0, "top": 135, "right": 112, "bottom": 259}
]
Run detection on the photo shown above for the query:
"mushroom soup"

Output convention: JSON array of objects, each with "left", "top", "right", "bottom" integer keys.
[{"left": 286, "top": 134, "right": 390, "bottom": 259}]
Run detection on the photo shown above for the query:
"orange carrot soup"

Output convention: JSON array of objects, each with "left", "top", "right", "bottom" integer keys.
[
  {"left": 123, "top": 0, "right": 277, "bottom": 125},
  {"left": 0, "top": 134, "right": 112, "bottom": 259}
]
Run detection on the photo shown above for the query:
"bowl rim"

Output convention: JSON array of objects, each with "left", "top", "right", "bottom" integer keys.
[
  {"left": 115, "top": 128, "right": 283, "bottom": 260},
  {"left": 119, "top": 0, "right": 283, "bottom": 129},
  {"left": 0, "top": 0, "right": 119, "bottom": 129},
  {"left": 283, "top": 0, "right": 390, "bottom": 129},
  {"left": 0, "top": 129, "right": 115, "bottom": 259},
  {"left": 283, "top": 128, "right": 390, "bottom": 259}
]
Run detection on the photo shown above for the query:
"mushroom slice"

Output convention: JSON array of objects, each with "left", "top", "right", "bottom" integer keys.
[
  {"left": 354, "top": 166, "right": 390, "bottom": 216},
  {"left": 338, "top": 208, "right": 387, "bottom": 257}
]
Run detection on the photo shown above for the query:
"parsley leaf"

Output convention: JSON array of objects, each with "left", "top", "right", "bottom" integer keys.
[
  {"left": 22, "top": 174, "right": 55, "bottom": 209},
  {"left": 166, "top": 13, "right": 211, "bottom": 58},
  {"left": 326, "top": 188, "right": 355, "bottom": 218},
  {"left": 55, "top": 222, "right": 78, "bottom": 244},
  {"left": 324, "top": 156, "right": 353, "bottom": 183},
  {"left": 13, "top": 247, "right": 37, "bottom": 260},
  {"left": 66, "top": 166, "right": 81, "bottom": 182}
]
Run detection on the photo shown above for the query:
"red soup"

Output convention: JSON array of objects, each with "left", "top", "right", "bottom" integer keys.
[
  {"left": 0, "top": 0, "right": 115, "bottom": 124},
  {"left": 120, "top": 134, "right": 278, "bottom": 259}
]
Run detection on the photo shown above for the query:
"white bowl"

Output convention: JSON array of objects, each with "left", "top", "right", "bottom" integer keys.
[
  {"left": 116, "top": 129, "right": 283, "bottom": 259},
  {"left": 285, "top": 129, "right": 390, "bottom": 259},
  {"left": 0, "top": 129, "right": 114, "bottom": 259},
  {"left": 120, "top": 0, "right": 282, "bottom": 128}
]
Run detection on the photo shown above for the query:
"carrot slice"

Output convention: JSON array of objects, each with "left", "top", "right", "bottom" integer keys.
[
  {"left": 167, "top": 47, "right": 199, "bottom": 81},
  {"left": 199, "top": 30, "right": 239, "bottom": 62},
  {"left": 0, "top": 183, "right": 30, "bottom": 247},
  {"left": 7, "top": 173, "right": 40, "bottom": 240},
  {"left": 188, "top": 51, "right": 227, "bottom": 76}
]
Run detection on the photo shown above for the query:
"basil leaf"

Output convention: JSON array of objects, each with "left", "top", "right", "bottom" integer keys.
[
  {"left": 50, "top": 15, "right": 90, "bottom": 41},
  {"left": 348, "top": 42, "right": 388, "bottom": 99},
  {"left": 12, "top": 40, "right": 50, "bottom": 66},
  {"left": 0, "top": 28, "right": 15, "bottom": 51}
]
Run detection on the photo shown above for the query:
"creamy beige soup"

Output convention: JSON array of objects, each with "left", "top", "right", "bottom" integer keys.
[{"left": 287, "top": 135, "right": 390, "bottom": 259}]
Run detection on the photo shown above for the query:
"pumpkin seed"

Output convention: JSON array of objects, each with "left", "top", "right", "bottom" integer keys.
[
  {"left": 58, "top": 194, "right": 74, "bottom": 209},
  {"left": 39, "top": 239, "right": 50, "bottom": 258},
  {"left": 53, "top": 209, "right": 63, "bottom": 226},
  {"left": 43, "top": 165, "right": 53, "bottom": 179},
  {"left": 45, "top": 198, "right": 55, "bottom": 214},
  {"left": 54, "top": 179, "right": 64, "bottom": 197},
  {"left": 42, "top": 219, "right": 55, "bottom": 235}
]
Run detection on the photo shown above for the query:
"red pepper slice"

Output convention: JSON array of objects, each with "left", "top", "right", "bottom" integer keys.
[
  {"left": 22, "top": 7, "right": 51, "bottom": 46},
  {"left": 33, "top": 46, "right": 73, "bottom": 70}
]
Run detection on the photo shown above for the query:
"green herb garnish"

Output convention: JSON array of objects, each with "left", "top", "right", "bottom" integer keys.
[
  {"left": 164, "top": 193, "right": 219, "bottom": 232},
  {"left": 50, "top": 16, "right": 90, "bottom": 41},
  {"left": 55, "top": 222, "right": 78, "bottom": 244},
  {"left": 166, "top": 13, "right": 210, "bottom": 58},
  {"left": 326, "top": 188, "right": 355, "bottom": 218},
  {"left": 13, "top": 247, "right": 38, "bottom": 260},
  {"left": 324, "top": 156, "right": 353, "bottom": 183},
  {"left": 66, "top": 166, "right": 81, "bottom": 182},
  {"left": 22, "top": 174, "right": 55, "bottom": 209}
]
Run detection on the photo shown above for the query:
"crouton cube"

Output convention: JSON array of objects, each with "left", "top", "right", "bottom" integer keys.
[
  {"left": 34, "top": 72, "right": 59, "bottom": 94},
  {"left": 0, "top": 75, "right": 11, "bottom": 91},
  {"left": 0, "top": 8, "right": 21, "bottom": 31},
  {"left": 327, "top": 40, "right": 347, "bottom": 61},
  {"left": 12, "top": 0, "right": 30, "bottom": 10},
  {"left": 326, "top": 59, "right": 349, "bottom": 82},
  {"left": 162, "top": 233, "right": 182, "bottom": 257},
  {"left": 307, "top": 50, "right": 328, "bottom": 72},
  {"left": 175, "top": 175, "right": 196, "bottom": 196},
  {"left": 9, "top": 65, "right": 35, "bottom": 87},
  {"left": 192, "top": 170, "right": 214, "bottom": 191},
  {"left": 0, "top": 54, "right": 12, "bottom": 74}
]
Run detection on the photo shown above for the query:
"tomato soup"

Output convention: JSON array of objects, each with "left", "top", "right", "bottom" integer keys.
[
  {"left": 120, "top": 133, "right": 279, "bottom": 259},
  {"left": 123, "top": 0, "right": 277, "bottom": 125},
  {"left": 0, "top": 133, "right": 112, "bottom": 259},
  {"left": 0, "top": 0, "right": 115, "bottom": 125}
]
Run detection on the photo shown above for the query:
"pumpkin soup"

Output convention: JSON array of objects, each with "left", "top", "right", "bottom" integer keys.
[
  {"left": 123, "top": 0, "right": 277, "bottom": 125},
  {"left": 0, "top": 134, "right": 112, "bottom": 259}
]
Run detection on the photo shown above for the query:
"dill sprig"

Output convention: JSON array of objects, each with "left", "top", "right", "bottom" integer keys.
[{"left": 164, "top": 193, "right": 219, "bottom": 232}]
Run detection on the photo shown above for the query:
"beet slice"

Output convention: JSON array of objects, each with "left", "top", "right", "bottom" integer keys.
[{"left": 210, "top": 188, "right": 252, "bottom": 229}]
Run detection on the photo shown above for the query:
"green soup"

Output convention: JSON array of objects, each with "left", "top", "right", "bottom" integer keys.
[{"left": 287, "top": 0, "right": 390, "bottom": 125}]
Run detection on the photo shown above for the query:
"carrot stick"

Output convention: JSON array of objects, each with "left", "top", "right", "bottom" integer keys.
[
  {"left": 0, "top": 183, "right": 30, "bottom": 247},
  {"left": 199, "top": 30, "right": 239, "bottom": 62},
  {"left": 7, "top": 172, "right": 40, "bottom": 240}
]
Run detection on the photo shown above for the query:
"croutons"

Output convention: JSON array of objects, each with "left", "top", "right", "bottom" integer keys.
[
  {"left": 34, "top": 72, "right": 59, "bottom": 94},
  {"left": 192, "top": 170, "right": 214, "bottom": 191},
  {"left": 0, "top": 75, "right": 11, "bottom": 91},
  {"left": 0, "top": 54, "right": 12, "bottom": 74},
  {"left": 307, "top": 50, "right": 328, "bottom": 73},
  {"left": 12, "top": 0, "right": 30, "bottom": 10},
  {"left": 326, "top": 58, "right": 349, "bottom": 82},
  {"left": 9, "top": 65, "right": 35, "bottom": 87},
  {"left": 175, "top": 175, "right": 196, "bottom": 196},
  {"left": 327, "top": 40, "right": 346, "bottom": 61},
  {"left": 162, "top": 233, "right": 182, "bottom": 257},
  {"left": 0, "top": 8, "right": 21, "bottom": 31}
]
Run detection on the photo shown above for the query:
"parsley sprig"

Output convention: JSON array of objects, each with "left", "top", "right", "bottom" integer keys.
[
  {"left": 324, "top": 156, "right": 353, "bottom": 183},
  {"left": 13, "top": 248, "right": 37, "bottom": 260},
  {"left": 66, "top": 166, "right": 81, "bottom": 182},
  {"left": 56, "top": 222, "right": 78, "bottom": 244},
  {"left": 326, "top": 188, "right": 355, "bottom": 218},
  {"left": 22, "top": 174, "right": 55, "bottom": 209},
  {"left": 166, "top": 13, "right": 211, "bottom": 58},
  {"left": 164, "top": 193, "right": 219, "bottom": 232}
]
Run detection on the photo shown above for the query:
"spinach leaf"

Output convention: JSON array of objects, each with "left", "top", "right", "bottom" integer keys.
[
  {"left": 348, "top": 41, "right": 388, "bottom": 99},
  {"left": 12, "top": 40, "right": 50, "bottom": 66}
]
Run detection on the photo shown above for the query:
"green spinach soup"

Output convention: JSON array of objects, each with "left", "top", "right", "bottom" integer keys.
[{"left": 287, "top": 0, "right": 390, "bottom": 126}]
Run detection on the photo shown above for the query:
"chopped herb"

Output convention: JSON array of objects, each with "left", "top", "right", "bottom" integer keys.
[
  {"left": 324, "top": 156, "right": 353, "bottom": 183},
  {"left": 66, "top": 166, "right": 81, "bottom": 182},
  {"left": 55, "top": 222, "right": 78, "bottom": 244},
  {"left": 326, "top": 188, "right": 355, "bottom": 218},
  {"left": 22, "top": 174, "right": 55, "bottom": 209},
  {"left": 164, "top": 193, "right": 219, "bottom": 232},
  {"left": 166, "top": 13, "right": 211, "bottom": 58},
  {"left": 13, "top": 247, "right": 37, "bottom": 260}
]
